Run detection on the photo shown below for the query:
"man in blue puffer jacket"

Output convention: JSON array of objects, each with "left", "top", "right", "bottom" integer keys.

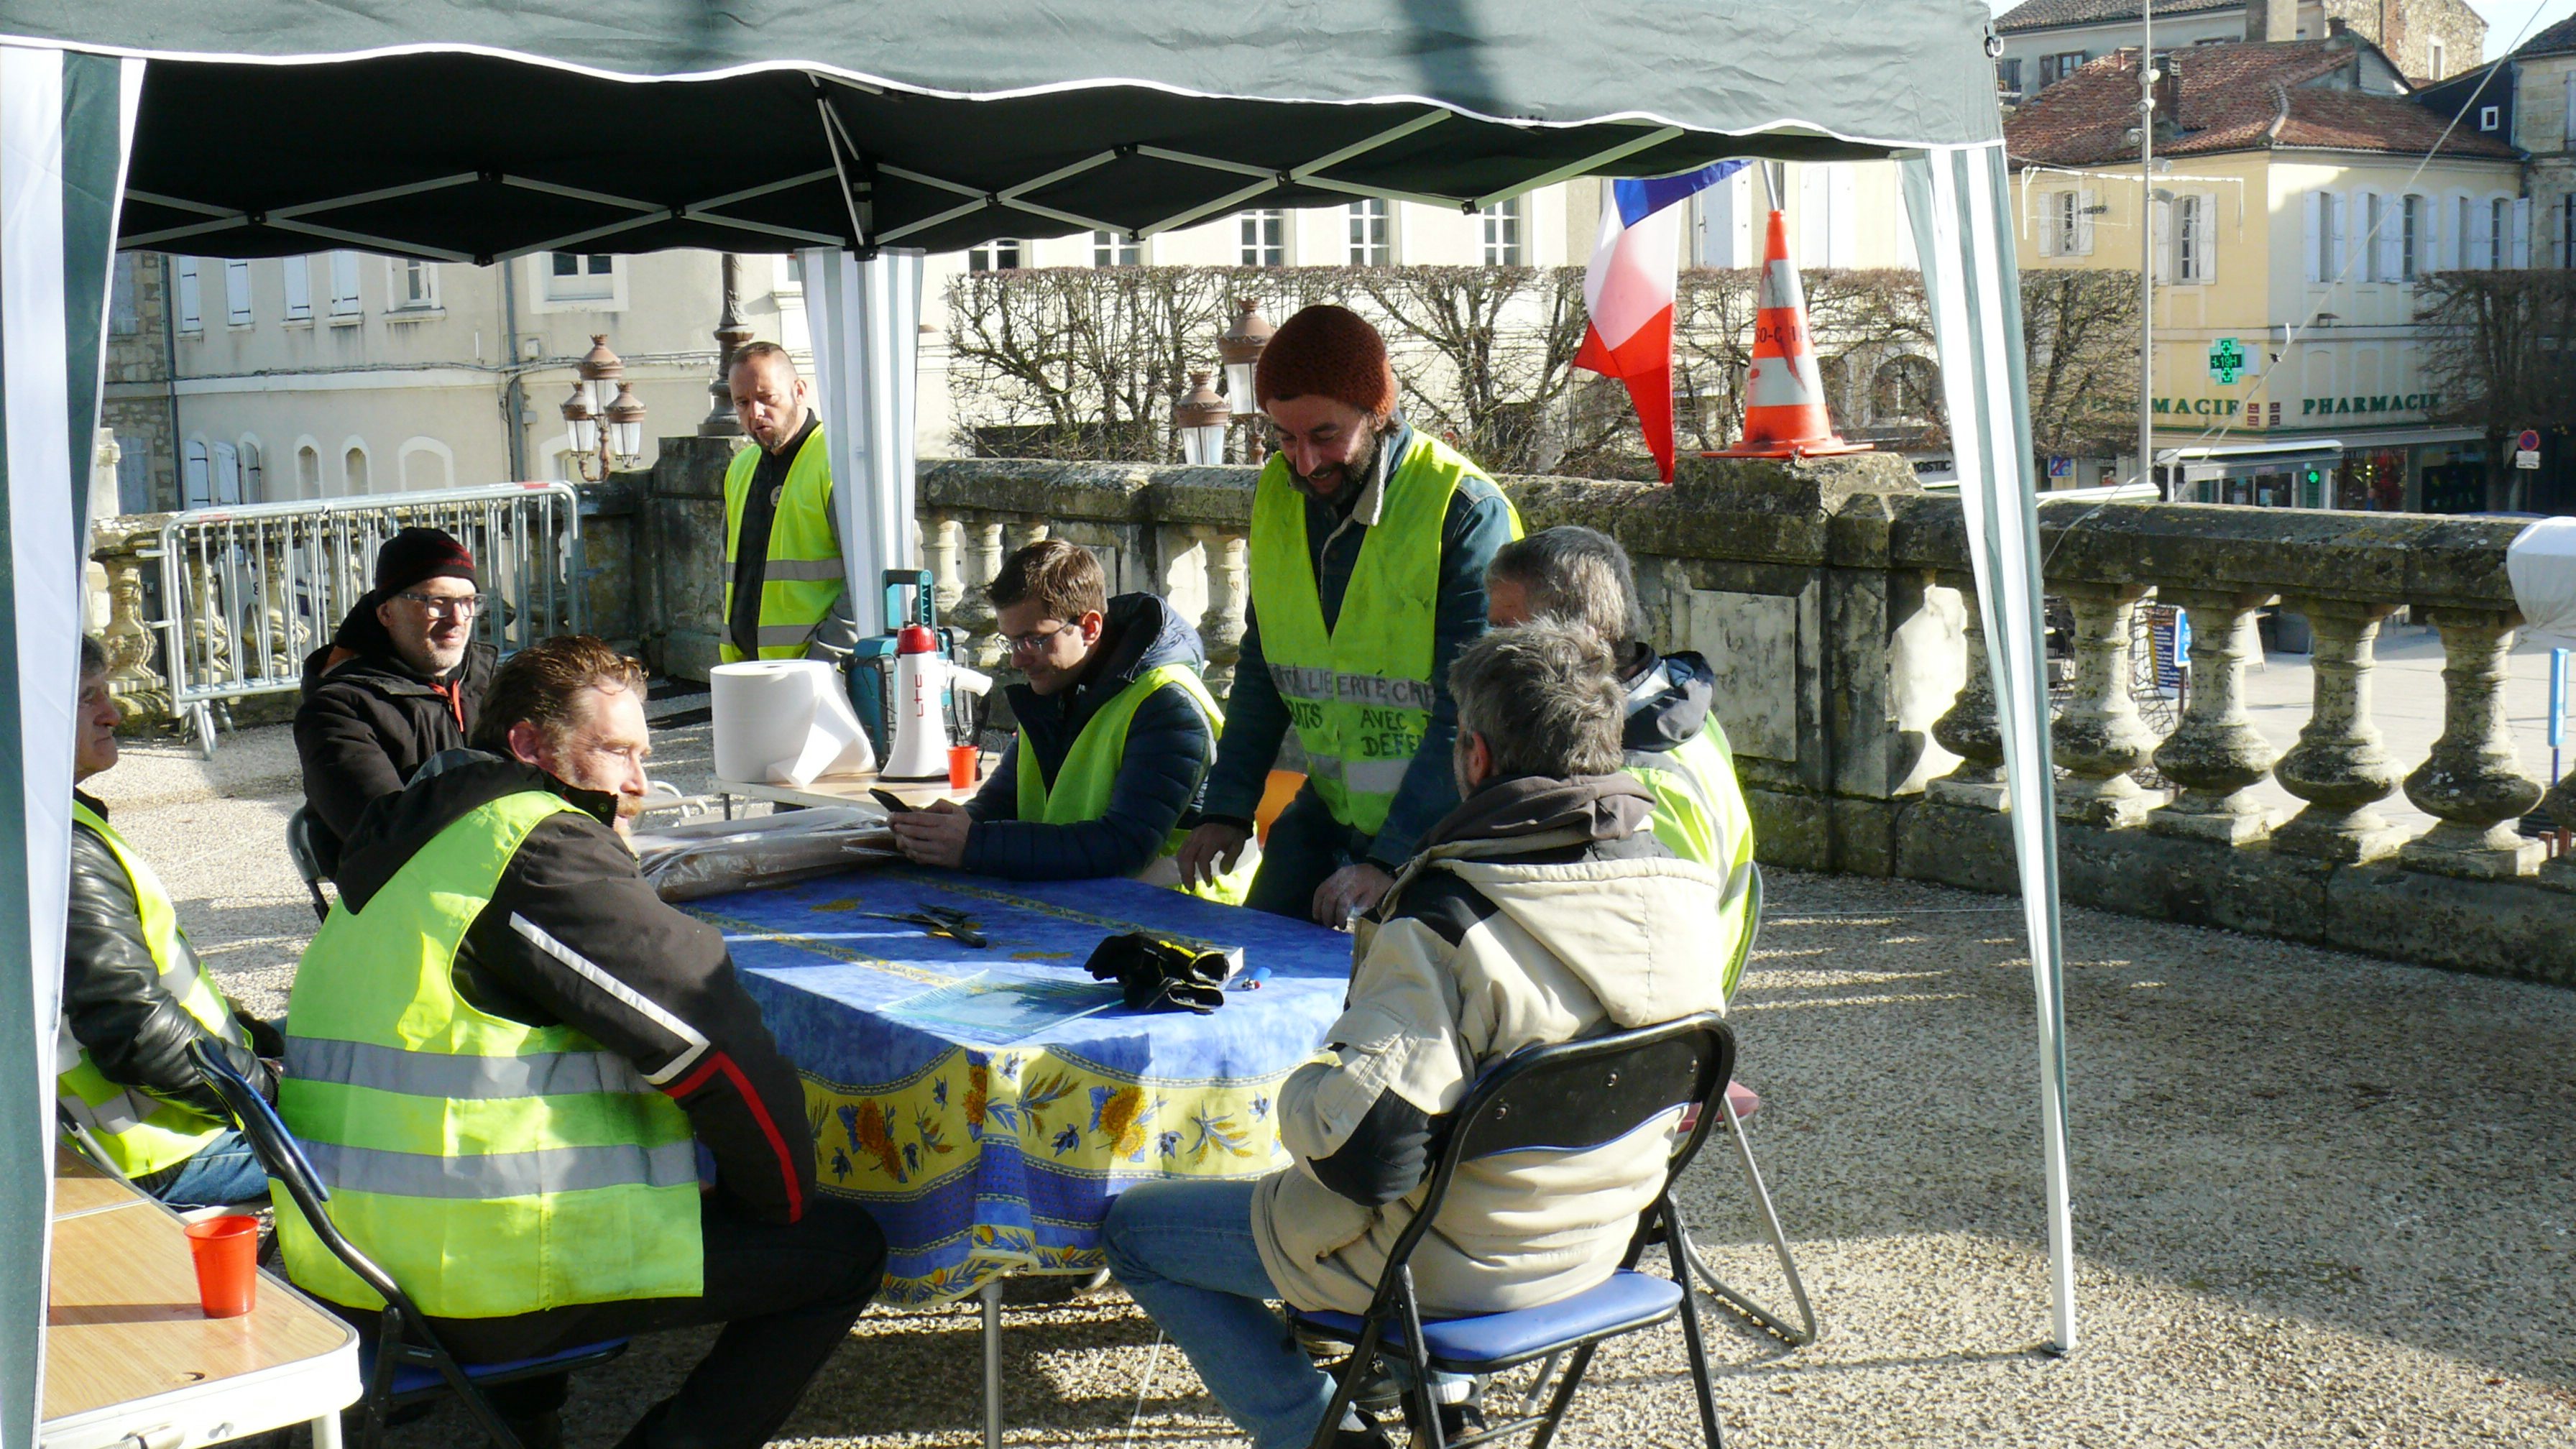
[{"left": 889, "top": 540, "right": 1221, "bottom": 885}]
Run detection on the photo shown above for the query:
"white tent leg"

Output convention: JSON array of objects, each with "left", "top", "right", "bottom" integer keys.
[
  {"left": 1, "top": 42, "right": 144, "bottom": 1448},
  {"left": 1903, "top": 142, "right": 2077, "bottom": 1354},
  {"left": 801, "top": 247, "right": 926, "bottom": 634}
]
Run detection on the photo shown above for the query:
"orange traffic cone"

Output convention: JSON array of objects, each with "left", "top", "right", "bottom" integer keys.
[{"left": 1711, "top": 211, "right": 1869, "bottom": 459}]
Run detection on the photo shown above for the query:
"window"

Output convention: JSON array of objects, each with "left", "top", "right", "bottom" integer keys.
[
  {"left": 2479, "top": 105, "right": 2500, "bottom": 132},
  {"left": 2428, "top": 38, "right": 2445, "bottom": 81},
  {"left": 965, "top": 239, "right": 1022, "bottom": 272},
  {"left": 1348, "top": 198, "right": 1392, "bottom": 266},
  {"left": 210, "top": 442, "right": 241, "bottom": 505},
  {"left": 1996, "top": 58, "right": 2023, "bottom": 97},
  {"left": 182, "top": 441, "right": 209, "bottom": 507},
  {"left": 224, "top": 258, "right": 251, "bottom": 326},
  {"left": 2038, "top": 189, "right": 2092, "bottom": 258},
  {"left": 2175, "top": 193, "right": 2213, "bottom": 283},
  {"left": 175, "top": 257, "right": 202, "bottom": 333},
  {"left": 328, "top": 251, "right": 362, "bottom": 316},
  {"left": 2362, "top": 193, "right": 2384, "bottom": 282},
  {"left": 343, "top": 446, "right": 369, "bottom": 495},
  {"left": 2314, "top": 191, "right": 2342, "bottom": 281},
  {"left": 782, "top": 252, "right": 805, "bottom": 291},
  {"left": 1481, "top": 198, "right": 1525, "bottom": 266},
  {"left": 2491, "top": 197, "right": 2509, "bottom": 268},
  {"left": 296, "top": 445, "right": 321, "bottom": 499},
  {"left": 546, "top": 252, "right": 615, "bottom": 301},
  {"left": 1090, "top": 231, "right": 1139, "bottom": 267},
  {"left": 1239, "top": 209, "right": 1286, "bottom": 267},
  {"left": 2039, "top": 51, "right": 2089, "bottom": 89},
  {"left": 2400, "top": 194, "right": 2422, "bottom": 281},
  {"left": 109, "top": 255, "right": 139, "bottom": 335},
  {"left": 388, "top": 259, "right": 438, "bottom": 311},
  {"left": 2457, "top": 195, "right": 2477, "bottom": 269},
  {"left": 282, "top": 255, "right": 312, "bottom": 321},
  {"left": 239, "top": 441, "right": 262, "bottom": 500}
]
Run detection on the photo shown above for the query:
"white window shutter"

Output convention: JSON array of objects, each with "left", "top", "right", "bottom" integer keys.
[
  {"left": 2076, "top": 187, "right": 2097, "bottom": 254},
  {"left": 1830, "top": 163, "right": 1857, "bottom": 268},
  {"left": 2303, "top": 191, "right": 2321, "bottom": 282},
  {"left": 2376, "top": 195, "right": 2401, "bottom": 282},
  {"left": 224, "top": 259, "right": 251, "bottom": 326},
  {"left": 282, "top": 255, "right": 310, "bottom": 317},
  {"left": 2038, "top": 192, "right": 2058, "bottom": 257},
  {"left": 1798, "top": 165, "right": 1826, "bottom": 267},
  {"left": 2419, "top": 196, "right": 2440, "bottom": 275},
  {"left": 2150, "top": 193, "right": 2171, "bottom": 282},
  {"left": 2194, "top": 191, "right": 2217, "bottom": 282},
  {"left": 175, "top": 257, "right": 201, "bottom": 330},
  {"left": 2327, "top": 193, "right": 2347, "bottom": 279},
  {"left": 2511, "top": 197, "right": 2531, "bottom": 268},
  {"left": 2467, "top": 196, "right": 2490, "bottom": 269}
]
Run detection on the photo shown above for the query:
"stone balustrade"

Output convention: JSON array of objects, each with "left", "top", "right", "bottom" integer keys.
[{"left": 96, "top": 436, "right": 2567, "bottom": 985}]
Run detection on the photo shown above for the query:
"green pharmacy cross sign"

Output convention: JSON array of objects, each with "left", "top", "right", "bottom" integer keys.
[{"left": 2207, "top": 337, "right": 2246, "bottom": 385}]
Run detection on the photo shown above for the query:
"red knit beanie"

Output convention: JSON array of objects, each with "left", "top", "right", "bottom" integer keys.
[
  {"left": 373, "top": 526, "right": 479, "bottom": 594},
  {"left": 1254, "top": 305, "right": 1396, "bottom": 420}
]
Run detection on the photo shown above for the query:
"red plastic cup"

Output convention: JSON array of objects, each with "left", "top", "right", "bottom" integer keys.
[
  {"left": 184, "top": 1215, "right": 259, "bottom": 1318},
  {"left": 947, "top": 745, "right": 979, "bottom": 792}
]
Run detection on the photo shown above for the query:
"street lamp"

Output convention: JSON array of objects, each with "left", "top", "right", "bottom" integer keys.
[
  {"left": 561, "top": 334, "right": 648, "bottom": 480},
  {"left": 1173, "top": 371, "right": 1230, "bottom": 465},
  {"left": 1215, "top": 298, "right": 1273, "bottom": 418}
]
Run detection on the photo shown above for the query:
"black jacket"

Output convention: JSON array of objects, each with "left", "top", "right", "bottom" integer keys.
[
  {"left": 1624, "top": 647, "right": 1718, "bottom": 756},
  {"left": 294, "top": 598, "right": 497, "bottom": 880},
  {"left": 332, "top": 756, "right": 816, "bottom": 1224},
  {"left": 65, "top": 791, "right": 277, "bottom": 1119},
  {"left": 961, "top": 593, "right": 1217, "bottom": 880}
]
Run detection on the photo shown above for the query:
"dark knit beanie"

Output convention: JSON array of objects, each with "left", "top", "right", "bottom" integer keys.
[
  {"left": 1254, "top": 305, "right": 1397, "bottom": 419},
  {"left": 374, "top": 527, "right": 479, "bottom": 595}
]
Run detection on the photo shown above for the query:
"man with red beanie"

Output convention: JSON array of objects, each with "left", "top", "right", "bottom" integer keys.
[
  {"left": 293, "top": 525, "right": 496, "bottom": 879},
  {"left": 1177, "top": 305, "right": 1521, "bottom": 924}
]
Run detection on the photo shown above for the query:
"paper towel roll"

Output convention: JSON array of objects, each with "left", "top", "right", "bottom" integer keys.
[{"left": 712, "top": 661, "right": 878, "bottom": 787}]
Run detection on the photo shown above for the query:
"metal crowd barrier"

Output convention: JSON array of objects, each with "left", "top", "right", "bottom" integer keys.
[{"left": 152, "top": 482, "right": 585, "bottom": 756}]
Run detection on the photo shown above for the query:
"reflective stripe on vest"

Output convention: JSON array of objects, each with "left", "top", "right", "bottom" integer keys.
[
  {"left": 58, "top": 801, "right": 244, "bottom": 1179},
  {"left": 277, "top": 790, "right": 702, "bottom": 1319},
  {"left": 1624, "top": 728, "right": 1758, "bottom": 1000},
  {"left": 719, "top": 426, "right": 842, "bottom": 662},
  {"left": 1014, "top": 663, "right": 1253, "bottom": 903},
  {"left": 1246, "top": 434, "right": 1522, "bottom": 836}
]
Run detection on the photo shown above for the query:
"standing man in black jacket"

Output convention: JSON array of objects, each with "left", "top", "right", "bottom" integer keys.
[
  {"left": 888, "top": 540, "right": 1238, "bottom": 894},
  {"left": 62, "top": 636, "right": 277, "bottom": 1206},
  {"left": 293, "top": 526, "right": 497, "bottom": 878},
  {"left": 278, "top": 637, "right": 881, "bottom": 1449}
]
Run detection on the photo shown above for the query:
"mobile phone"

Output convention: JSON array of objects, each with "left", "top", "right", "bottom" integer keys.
[{"left": 870, "top": 788, "right": 916, "bottom": 814}]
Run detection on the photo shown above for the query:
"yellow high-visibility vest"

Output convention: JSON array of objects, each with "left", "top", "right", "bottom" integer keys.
[{"left": 721, "top": 426, "right": 842, "bottom": 661}]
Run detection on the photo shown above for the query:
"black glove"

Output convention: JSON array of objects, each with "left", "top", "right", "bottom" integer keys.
[{"left": 1084, "top": 932, "right": 1233, "bottom": 1015}]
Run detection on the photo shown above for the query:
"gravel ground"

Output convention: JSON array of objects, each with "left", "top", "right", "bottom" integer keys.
[{"left": 88, "top": 702, "right": 2576, "bottom": 1448}]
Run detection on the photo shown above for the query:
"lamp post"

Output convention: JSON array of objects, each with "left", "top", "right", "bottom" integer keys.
[
  {"left": 1173, "top": 371, "right": 1230, "bottom": 464},
  {"left": 561, "top": 334, "right": 648, "bottom": 481},
  {"left": 700, "top": 253, "right": 753, "bottom": 438},
  {"left": 1216, "top": 297, "right": 1274, "bottom": 459}
]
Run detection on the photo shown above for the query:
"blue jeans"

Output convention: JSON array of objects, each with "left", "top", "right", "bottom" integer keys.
[
  {"left": 138, "top": 1128, "right": 270, "bottom": 1208},
  {"left": 1103, "top": 1179, "right": 1340, "bottom": 1449}
]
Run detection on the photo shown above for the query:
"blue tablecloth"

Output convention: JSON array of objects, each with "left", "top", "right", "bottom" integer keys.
[{"left": 686, "top": 867, "right": 1353, "bottom": 1305}]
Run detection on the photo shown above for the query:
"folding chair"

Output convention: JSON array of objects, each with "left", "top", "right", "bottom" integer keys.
[
  {"left": 1675, "top": 865, "right": 1821, "bottom": 1346},
  {"left": 187, "top": 1040, "right": 627, "bottom": 1449},
  {"left": 285, "top": 805, "right": 331, "bottom": 921},
  {"left": 1289, "top": 1013, "right": 1736, "bottom": 1449}
]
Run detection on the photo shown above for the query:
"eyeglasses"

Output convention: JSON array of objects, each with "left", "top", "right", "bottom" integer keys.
[
  {"left": 397, "top": 591, "right": 482, "bottom": 619},
  {"left": 1000, "top": 621, "right": 1080, "bottom": 657}
]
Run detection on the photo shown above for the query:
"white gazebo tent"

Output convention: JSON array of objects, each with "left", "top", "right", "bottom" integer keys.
[{"left": 0, "top": 4, "right": 2071, "bottom": 1436}]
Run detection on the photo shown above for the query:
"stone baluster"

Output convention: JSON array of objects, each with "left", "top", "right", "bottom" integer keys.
[
  {"left": 1198, "top": 528, "right": 1249, "bottom": 701},
  {"left": 98, "top": 546, "right": 170, "bottom": 723},
  {"left": 1926, "top": 573, "right": 2008, "bottom": 811},
  {"left": 2052, "top": 581, "right": 2164, "bottom": 827},
  {"left": 2399, "top": 607, "right": 2543, "bottom": 878},
  {"left": 2147, "top": 589, "right": 2277, "bottom": 844},
  {"left": 951, "top": 516, "right": 1006, "bottom": 668},
  {"left": 924, "top": 514, "right": 963, "bottom": 620},
  {"left": 2536, "top": 772, "right": 2576, "bottom": 893},
  {"left": 2271, "top": 599, "right": 2405, "bottom": 863}
]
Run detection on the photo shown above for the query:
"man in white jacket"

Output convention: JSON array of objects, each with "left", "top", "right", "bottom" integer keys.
[{"left": 1103, "top": 622, "right": 1728, "bottom": 1449}]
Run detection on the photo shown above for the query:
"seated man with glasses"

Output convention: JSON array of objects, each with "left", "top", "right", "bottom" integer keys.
[
  {"left": 294, "top": 527, "right": 496, "bottom": 880},
  {"left": 888, "top": 539, "right": 1254, "bottom": 899}
]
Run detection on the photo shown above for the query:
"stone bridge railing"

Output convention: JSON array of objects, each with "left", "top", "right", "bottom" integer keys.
[{"left": 94, "top": 437, "right": 2570, "bottom": 985}]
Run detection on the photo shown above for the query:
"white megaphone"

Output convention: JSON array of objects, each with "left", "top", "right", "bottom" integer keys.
[{"left": 879, "top": 624, "right": 993, "bottom": 782}]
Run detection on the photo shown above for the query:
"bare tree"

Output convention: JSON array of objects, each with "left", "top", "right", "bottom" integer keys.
[
  {"left": 2414, "top": 270, "right": 2576, "bottom": 510},
  {"left": 2019, "top": 270, "right": 2140, "bottom": 466}
]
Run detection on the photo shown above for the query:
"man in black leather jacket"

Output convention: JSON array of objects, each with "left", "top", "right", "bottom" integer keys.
[{"left": 65, "top": 637, "right": 277, "bottom": 1205}]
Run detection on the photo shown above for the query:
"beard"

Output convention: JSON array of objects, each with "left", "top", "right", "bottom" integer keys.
[{"left": 1294, "top": 427, "right": 1382, "bottom": 497}]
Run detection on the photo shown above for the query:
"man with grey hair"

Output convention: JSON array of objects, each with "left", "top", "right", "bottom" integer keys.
[
  {"left": 1487, "top": 525, "right": 1757, "bottom": 999},
  {"left": 1105, "top": 622, "right": 1727, "bottom": 1448}
]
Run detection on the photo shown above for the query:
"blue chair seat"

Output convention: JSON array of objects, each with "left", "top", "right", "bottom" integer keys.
[
  {"left": 1292, "top": 1270, "right": 1682, "bottom": 1371},
  {"left": 374, "top": 1339, "right": 630, "bottom": 1400}
]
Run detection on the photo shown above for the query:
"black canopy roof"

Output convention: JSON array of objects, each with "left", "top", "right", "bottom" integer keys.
[{"left": 1, "top": 0, "right": 2005, "bottom": 260}]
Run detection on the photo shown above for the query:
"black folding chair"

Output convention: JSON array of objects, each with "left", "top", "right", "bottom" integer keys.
[
  {"left": 1674, "top": 865, "right": 1820, "bottom": 1345},
  {"left": 285, "top": 805, "right": 331, "bottom": 921},
  {"left": 1288, "top": 1013, "right": 1736, "bottom": 1449},
  {"left": 187, "top": 1040, "right": 627, "bottom": 1449}
]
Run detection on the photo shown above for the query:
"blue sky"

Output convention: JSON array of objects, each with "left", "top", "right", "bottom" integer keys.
[{"left": 1982, "top": 0, "right": 2576, "bottom": 60}]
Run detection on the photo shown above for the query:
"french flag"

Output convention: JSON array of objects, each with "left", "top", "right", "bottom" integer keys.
[{"left": 1576, "top": 161, "right": 1749, "bottom": 482}]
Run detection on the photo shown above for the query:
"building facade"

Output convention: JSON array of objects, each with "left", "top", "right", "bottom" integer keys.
[
  {"left": 2009, "top": 34, "right": 2526, "bottom": 511},
  {"left": 1996, "top": 0, "right": 2486, "bottom": 105}
]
